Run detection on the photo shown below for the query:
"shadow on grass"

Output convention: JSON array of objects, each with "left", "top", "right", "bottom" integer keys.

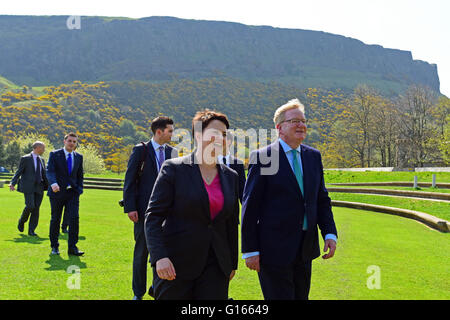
[
  {"left": 7, "top": 234, "right": 48, "bottom": 244},
  {"left": 45, "top": 254, "right": 87, "bottom": 271},
  {"left": 6, "top": 233, "right": 86, "bottom": 244}
]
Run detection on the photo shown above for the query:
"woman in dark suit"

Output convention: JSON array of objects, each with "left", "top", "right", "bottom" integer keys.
[{"left": 144, "top": 110, "right": 239, "bottom": 300}]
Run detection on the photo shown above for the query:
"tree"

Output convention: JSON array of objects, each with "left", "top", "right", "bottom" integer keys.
[
  {"left": 351, "top": 85, "right": 381, "bottom": 167},
  {"left": 334, "top": 85, "right": 381, "bottom": 167},
  {"left": 13, "top": 133, "right": 55, "bottom": 161},
  {"left": 118, "top": 119, "right": 136, "bottom": 138},
  {"left": 75, "top": 143, "right": 106, "bottom": 174},
  {"left": 372, "top": 98, "right": 399, "bottom": 167},
  {"left": 431, "top": 96, "right": 450, "bottom": 165},
  {"left": 0, "top": 136, "right": 6, "bottom": 166},
  {"left": 439, "top": 114, "right": 450, "bottom": 165},
  {"left": 431, "top": 96, "right": 450, "bottom": 136},
  {"left": 396, "top": 85, "right": 438, "bottom": 167},
  {"left": 22, "top": 142, "right": 33, "bottom": 155},
  {"left": 5, "top": 141, "right": 21, "bottom": 171},
  {"left": 106, "top": 146, "right": 133, "bottom": 175}
]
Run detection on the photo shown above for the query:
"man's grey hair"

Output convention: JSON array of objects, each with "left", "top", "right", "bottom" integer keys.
[
  {"left": 32, "top": 141, "right": 45, "bottom": 149},
  {"left": 273, "top": 98, "right": 305, "bottom": 126}
]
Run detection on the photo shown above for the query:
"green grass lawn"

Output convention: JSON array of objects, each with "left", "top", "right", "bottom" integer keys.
[
  {"left": 324, "top": 170, "right": 450, "bottom": 184},
  {"left": 0, "top": 186, "right": 448, "bottom": 300},
  {"left": 86, "top": 169, "right": 450, "bottom": 184},
  {"left": 85, "top": 172, "right": 125, "bottom": 180},
  {"left": 327, "top": 185, "right": 450, "bottom": 194},
  {"left": 329, "top": 193, "right": 450, "bottom": 221}
]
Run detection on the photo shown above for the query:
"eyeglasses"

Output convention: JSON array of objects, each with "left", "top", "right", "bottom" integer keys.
[{"left": 280, "top": 118, "right": 308, "bottom": 125}]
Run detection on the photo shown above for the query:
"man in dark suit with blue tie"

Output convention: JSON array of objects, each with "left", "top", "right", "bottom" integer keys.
[
  {"left": 9, "top": 141, "right": 48, "bottom": 236},
  {"left": 241, "top": 99, "right": 337, "bottom": 300},
  {"left": 47, "top": 132, "right": 84, "bottom": 256},
  {"left": 123, "top": 116, "right": 177, "bottom": 300}
]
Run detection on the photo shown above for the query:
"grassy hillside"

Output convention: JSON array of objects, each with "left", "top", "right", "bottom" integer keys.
[
  {"left": 0, "top": 78, "right": 342, "bottom": 159},
  {"left": 0, "top": 15, "right": 440, "bottom": 95},
  {"left": 0, "top": 75, "right": 19, "bottom": 90}
]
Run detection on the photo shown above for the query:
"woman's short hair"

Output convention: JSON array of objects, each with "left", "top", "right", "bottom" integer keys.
[
  {"left": 191, "top": 109, "right": 230, "bottom": 137},
  {"left": 273, "top": 98, "right": 305, "bottom": 126}
]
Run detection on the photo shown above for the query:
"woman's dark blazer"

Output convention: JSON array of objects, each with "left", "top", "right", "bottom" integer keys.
[{"left": 145, "top": 153, "right": 240, "bottom": 280}]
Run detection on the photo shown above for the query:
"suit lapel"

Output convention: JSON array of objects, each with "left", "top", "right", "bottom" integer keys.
[
  {"left": 146, "top": 141, "right": 158, "bottom": 172},
  {"left": 300, "top": 145, "right": 311, "bottom": 202},
  {"left": 187, "top": 153, "right": 211, "bottom": 220},
  {"left": 71, "top": 152, "right": 79, "bottom": 176},
  {"left": 40, "top": 156, "right": 46, "bottom": 170},
  {"left": 275, "top": 141, "right": 303, "bottom": 201},
  {"left": 27, "top": 154, "right": 36, "bottom": 172},
  {"left": 59, "top": 149, "right": 69, "bottom": 176},
  {"left": 34, "top": 155, "right": 43, "bottom": 173}
]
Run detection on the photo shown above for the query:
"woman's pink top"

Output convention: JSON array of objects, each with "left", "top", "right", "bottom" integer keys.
[{"left": 203, "top": 173, "right": 224, "bottom": 220}]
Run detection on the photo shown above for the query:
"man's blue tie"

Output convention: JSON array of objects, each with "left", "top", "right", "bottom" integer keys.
[
  {"left": 67, "top": 153, "right": 72, "bottom": 176},
  {"left": 158, "top": 146, "right": 164, "bottom": 171},
  {"left": 291, "top": 149, "right": 307, "bottom": 230},
  {"left": 35, "top": 156, "right": 41, "bottom": 183}
]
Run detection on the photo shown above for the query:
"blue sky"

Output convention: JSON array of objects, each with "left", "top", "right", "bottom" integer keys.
[{"left": 2, "top": 0, "right": 449, "bottom": 96}]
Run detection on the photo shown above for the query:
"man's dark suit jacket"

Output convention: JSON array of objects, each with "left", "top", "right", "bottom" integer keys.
[
  {"left": 227, "top": 156, "right": 246, "bottom": 204},
  {"left": 145, "top": 153, "right": 240, "bottom": 280},
  {"left": 10, "top": 153, "right": 48, "bottom": 193},
  {"left": 241, "top": 140, "right": 337, "bottom": 265},
  {"left": 123, "top": 142, "right": 177, "bottom": 217},
  {"left": 46, "top": 149, "right": 83, "bottom": 197}
]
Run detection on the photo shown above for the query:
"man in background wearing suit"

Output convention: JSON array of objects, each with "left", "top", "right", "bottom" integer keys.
[
  {"left": 241, "top": 99, "right": 337, "bottom": 300},
  {"left": 219, "top": 131, "right": 246, "bottom": 204},
  {"left": 61, "top": 144, "right": 78, "bottom": 235},
  {"left": 123, "top": 116, "right": 177, "bottom": 300},
  {"left": 47, "top": 132, "right": 84, "bottom": 256},
  {"left": 9, "top": 141, "right": 48, "bottom": 236}
]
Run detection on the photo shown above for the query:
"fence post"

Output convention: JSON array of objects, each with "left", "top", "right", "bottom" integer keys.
[{"left": 432, "top": 174, "right": 436, "bottom": 188}]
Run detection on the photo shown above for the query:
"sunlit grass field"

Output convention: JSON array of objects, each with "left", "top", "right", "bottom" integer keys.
[
  {"left": 324, "top": 170, "right": 450, "bottom": 184},
  {"left": 85, "top": 169, "right": 450, "bottom": 182},
  {"left": 0, "top": 185, "right": 448, "bottom": 300},
  {"left": 329, "top": 193, "right": 450, "bottom": 221}
]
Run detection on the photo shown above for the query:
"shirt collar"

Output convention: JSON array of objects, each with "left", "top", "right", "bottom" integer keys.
[
  {"left": 279, "top": 138, "right": 301, "bottom": 154},
  {"left": 63, "top": 148, "right": 74, "bottom": 157},
  {"left": 151, "top": 138, "right": 165, "bottom": 151},
  {"left": 217, "top": 154, "right": 230, "bottom": 164}
]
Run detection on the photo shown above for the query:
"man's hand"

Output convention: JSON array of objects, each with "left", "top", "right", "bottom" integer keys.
[
  {"left": 245, "top": 255, "right": 260, "bottom": 272},
  {"left": 156, "top": 257, "right": 176, "bottom": 281},
  {"left": 229, "top": 270, "right": 236, "bottom": 281},
  {"left": 322, "top": 239, "right": 337, "bottom": 259},
  {"left": 9, "top": 184, "right": 15, "bottom": 191},
  {"left": 127, "top": 211, "right": 139, "bottom": 223},
  {"left": 51, "top": 184, "right": 60, "bottom": 193}
]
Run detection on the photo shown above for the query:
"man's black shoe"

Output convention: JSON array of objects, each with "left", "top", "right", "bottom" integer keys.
[
  {"left": 51, "top": 247, "right": 60, "bottom": 255},
  {"left": 18, "top": 220, "right": 24, "bottom": 232},
  {"left": 61, "top": 227, "right": 68, "bottom": 234},
  {"left": 28, "top": 231, "right": 38, "bottom": 236},
  {"left": 148, "top": 285, "right": 154, "bottom": 298},
  {"left": 68, "top": 247, "right": 84, "bottom": 256}
]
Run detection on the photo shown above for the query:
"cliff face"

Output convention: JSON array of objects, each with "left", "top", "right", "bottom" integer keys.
[{"left": 0, "top": 15, "right": 440, "bottom": 93}]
